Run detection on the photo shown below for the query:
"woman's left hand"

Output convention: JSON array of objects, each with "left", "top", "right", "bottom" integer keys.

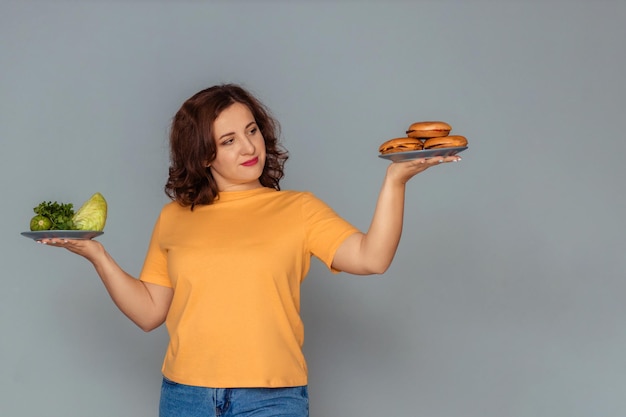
[
  {"left": 331, "top": 154, "right": 462, "bottom": 275},
  {"left": 386, "top": 154, "right": 461, "bottom": 185}
]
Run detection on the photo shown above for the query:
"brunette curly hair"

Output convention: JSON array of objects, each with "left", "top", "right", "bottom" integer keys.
[{"left": 165, "top": 84, "right": 289, "bottom": 208}]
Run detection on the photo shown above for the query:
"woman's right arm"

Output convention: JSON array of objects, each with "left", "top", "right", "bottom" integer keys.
[{"left": 41, "top": 238, "right": 173, "bottom": 332}]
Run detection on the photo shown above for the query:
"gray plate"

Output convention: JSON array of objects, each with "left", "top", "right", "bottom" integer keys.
[
  {"left": 378, "top": 146, "right": 468, "bottom": 162},
  {"left": 21, "top": 230, "right": 104, "bottom": 240}
]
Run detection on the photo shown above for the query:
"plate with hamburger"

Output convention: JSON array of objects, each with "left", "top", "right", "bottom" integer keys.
[{"left": 378, "top": 121, "right": 468, "bottom": 162}]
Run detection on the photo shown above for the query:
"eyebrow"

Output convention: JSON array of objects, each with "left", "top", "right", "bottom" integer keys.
[{"left": 217, "top": 121, "right": 257, "bottom": 141}]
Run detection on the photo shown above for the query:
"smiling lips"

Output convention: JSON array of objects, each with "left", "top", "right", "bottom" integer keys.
[{"left": 241, "top": 157, "right": 259, "bottom": 167}]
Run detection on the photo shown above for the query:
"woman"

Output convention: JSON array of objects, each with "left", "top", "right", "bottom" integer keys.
[{"left": 41, "top": 84, "right": 461, "bottom": 416}]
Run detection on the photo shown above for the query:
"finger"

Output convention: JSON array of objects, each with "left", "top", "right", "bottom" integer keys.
[
  {"left": 443, "top": 155, "right": 462, "bottom": 163},
  {"left": 425, "top": 155, "right": 461, "bottom": 165},
  {"left": 402, "top": 156, "right": 459, "bottom": 173},
  {"left": 39, "top": 238, "right": 71, "bottom": 247}
]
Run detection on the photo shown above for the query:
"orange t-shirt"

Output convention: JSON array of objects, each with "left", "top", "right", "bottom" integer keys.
[{"left": 139, "top": 187, "right": 359, "bottom": 388}]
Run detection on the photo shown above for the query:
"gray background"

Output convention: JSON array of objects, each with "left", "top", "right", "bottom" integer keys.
[{"left": 2, "top": 1, "right": 626, "bottom": 416}]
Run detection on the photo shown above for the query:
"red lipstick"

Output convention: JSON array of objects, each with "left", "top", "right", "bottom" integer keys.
[{"left": 241, "top": 157, "right": 259, "bottom": 167}]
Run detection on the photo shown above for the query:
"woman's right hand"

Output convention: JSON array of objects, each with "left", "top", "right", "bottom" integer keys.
[
  {"left": 37, "top": 237, "right": 173, "bottom": 331},
  {"left": 38, "top": 238, "right": 105, "bottom": 264}
]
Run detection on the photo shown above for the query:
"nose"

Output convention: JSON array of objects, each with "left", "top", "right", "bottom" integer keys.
[{"left": 240, "top": 136, "right": 256, "bottom": 154}]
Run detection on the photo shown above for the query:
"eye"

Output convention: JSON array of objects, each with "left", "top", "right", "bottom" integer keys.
[
  {"left": 248, "top": 127, "right": 258, "bottom": 135},
  {"left": 221, "top": 137, "right": 235, "bottom": 146}
]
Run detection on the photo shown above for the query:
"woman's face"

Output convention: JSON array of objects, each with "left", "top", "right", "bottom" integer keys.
[{"left": 209, "top": 102, "right": 267, "bottom": 192}]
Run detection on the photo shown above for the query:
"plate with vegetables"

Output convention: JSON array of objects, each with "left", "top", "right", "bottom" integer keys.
[
  {"left": 21, "top": 230, "right": 104, "bottom": 240},
  {"left": 21, "top": 192, "right": 108, "bottom": 241}
]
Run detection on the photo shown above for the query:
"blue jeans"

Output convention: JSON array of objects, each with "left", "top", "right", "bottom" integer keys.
[{"left": 159, "top": 377, "right": 309, "bottom": 417}]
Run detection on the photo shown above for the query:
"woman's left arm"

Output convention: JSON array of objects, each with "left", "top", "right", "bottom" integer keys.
[{"left": 331, "top": 155, "right": 461, "bottom": 275}]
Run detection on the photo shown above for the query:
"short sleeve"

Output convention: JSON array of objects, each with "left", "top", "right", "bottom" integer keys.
[
  {"left": 138, "top": 211, "right": 172, "bottom": 287},
  {"left": 301, "top": 192, "right": 360, "bottom": 273}
]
